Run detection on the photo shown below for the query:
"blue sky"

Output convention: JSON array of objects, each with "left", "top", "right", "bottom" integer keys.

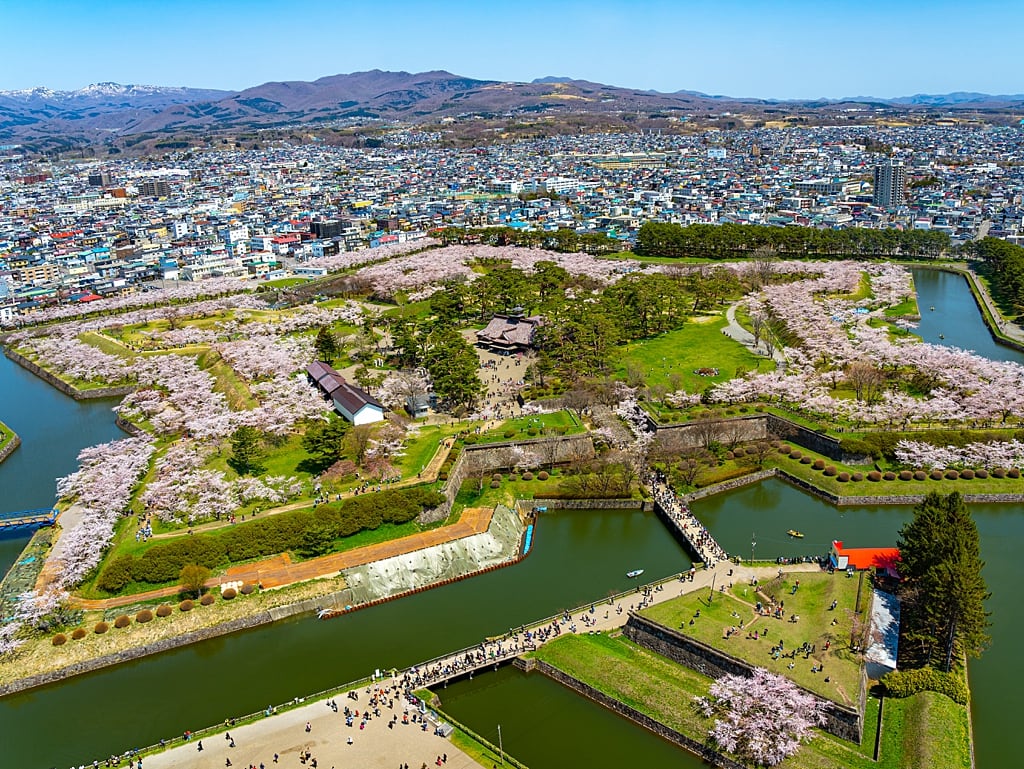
[{"left": 2, "top": 0, "right": 1020, "bottom": 98}]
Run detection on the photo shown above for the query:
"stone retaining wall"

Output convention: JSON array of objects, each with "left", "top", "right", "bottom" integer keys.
[
  {"left": 522, "top": 658, "right": 747, "bottom": 769},
  {"left": 0, "top": 432, "right": 21, "bottom": 465},
  {"left": 773, "top": 468, "right": 1024, "bottom": 506},
  {"left": 3, "top": 348, "right": 134, "bottom": 400},
  {"left": 623, "top": 613, "right": 863, "bottom": 744},
  {"left": 526, "top": 497, "right": 649, "bottom": 511},
  {"left": 682, "top": 469, "right": 776, "bottom": 503}
]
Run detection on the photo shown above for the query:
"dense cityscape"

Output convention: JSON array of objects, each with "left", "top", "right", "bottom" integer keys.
[{"left": 3, "top": 124, "right": 1024, "bottom": 320}]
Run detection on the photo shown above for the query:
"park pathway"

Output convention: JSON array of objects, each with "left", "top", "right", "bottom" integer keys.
[{"left": 723, "top": 302, "right": 786, "bottom": 365}]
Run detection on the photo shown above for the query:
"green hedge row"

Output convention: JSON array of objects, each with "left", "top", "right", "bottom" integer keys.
[
  {"left": 98, "top": 486, "right": 445, "bottom": 592},
  {"left": 881, "top": 667, "right": 969, "bottom": 705}
]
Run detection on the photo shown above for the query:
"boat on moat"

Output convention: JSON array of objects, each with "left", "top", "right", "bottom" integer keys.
[
  {"left": 626, "top": 569, "right": 644, "bottom": 578},
  {"left": 787, "top": 530, "right": 805, "bottom": 538}
]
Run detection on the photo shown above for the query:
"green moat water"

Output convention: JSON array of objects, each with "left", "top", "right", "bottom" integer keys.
[{"left": 0, "top": 268, "right": 1020, "bottom": 768}]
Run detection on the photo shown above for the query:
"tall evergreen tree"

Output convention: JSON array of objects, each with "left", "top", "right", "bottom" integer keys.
[
  {"left": 897, "top": 492, "right": 990, "bottom": 670},
  {"left": 314, "top": 326, "right": 339, "bottom": 363}
]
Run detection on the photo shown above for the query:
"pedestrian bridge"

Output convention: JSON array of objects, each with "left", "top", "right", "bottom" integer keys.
[{"left": 0, "top": 508, "right": 58, "bottom": 533}]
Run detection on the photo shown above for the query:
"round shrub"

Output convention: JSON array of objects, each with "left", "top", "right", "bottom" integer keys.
[
  {"left": 463, "top": 435, "right": 478, "bottom": 445},
  {"left": 778, "top": 444, "right": 791, "bottom": 454},
  {"left": 771, "top": 440, "right": 781, "bottom": 448},
  {"left": 976, "top": 468, "right": 989, "bottom": 479},
  {"left": 240, "top": 583, "right": 256, "bottom": 595},
  {"left": 960, "top": 469, "right": 975, "bottom": 480},
  {"left": 156, "top": 604, "right": 173, "bottom": 618},
  {"left": 898, "top": 470, "right": 913, "bottom": 481},
  {"left": 823, "top": 466, "right": 837, "bottom": 477},
  {"left": 800, "top": 456, "right": 813, "bottom": 465},
  {"left": 438, "top": 470, "right": 448, "bottom": 481},
  {"left": 867, "top": 471, "right": 882, "bottom": 482},
  {"left": 179, "top": 600, "right": 194, "bottom": 612},
  {"left": 113, "top": 615, "right": 131, "bottom": 629},
  {"left": 490, "top": 480, "right": 501, "bottom": 489},
  {"left": 992, "top": 467, "right": 1007, "bottom": 478},
  {"left": 503, "top": 429, "right": 516, "bottom": 438},
  {"left": 527, "top": 427, "right": 538, "bottom": 436},
  {"left": 930, "top": 469, "right": 944, "bottom": 481},
  {"left": 200, "top": 594, "right": 215, "bottom": 606},
  {"left": 913, "top": 471, "right": 927, "bottom": 481},
  {"left": 724, "top": 452, "right": 735, "bottom": 461},
  {"left": 883, "top": 472, "right": 897, "bottom": 481},
  {"left": 739, "top": 406, "right": 749, "bottom": 413},
  {"left": 725, "top": 409, "right": 736, "bottom": 416},
  {"left": 94, "top": 622, "right": 109, "bottom": 635},
  {"left": 221, "top": 587, "right": 237, "bottom": 600},
  {"left": 492, "top": 473, "right": 503, "bottom": 482},
  {"left": 945, "top": 469, "right": 959, "bottom": 480},
  {"left": 1008, "top": 468, "right": 1020, "bottom": 479},
  {"left": 733, "top": 448, "right": 745, "bottom": 457},
  {"left": 789, "top": 450, "right": 802, "bottom": 459},
  {"left": 71, "top": 628, "right": 87, "bottom": 640},
  {"left": 537, "top": 471, "right": 549, "bottom": 481},
  {"left": 52, "top": 633, "right": 67, "bottom": 646},
  {"left": 851, "top": 472, "right": 864, "bottom": 482},
  {"left": 837, "top": 472, "right": 850, "bottom": 482},
  {"left": 136, "top": 609, "right": 154, "bottom": 624},
  {"left": 521, "top": 471, "right": 534, "bottom": 481},
  {"left": 754, "top": 405, "right": 765, "bottom": 412},
  {"left": 812, "top": 459, "right": 826, "bottom": 470}
]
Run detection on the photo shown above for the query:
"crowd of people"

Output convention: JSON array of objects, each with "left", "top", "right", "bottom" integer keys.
[{"left": 649, "top": 473, "right": 728, "bottom": 567}]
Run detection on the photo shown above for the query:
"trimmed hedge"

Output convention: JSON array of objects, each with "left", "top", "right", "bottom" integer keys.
[
  {"left": 537, "top": 471, "right": 549, "bottom": 481},
  {"left": 71, "top": 628, "right": 87, "bottom": 640},
  {"left": 778, "top": 445, "right": 792, "bottom": 454},
  {"left": 789, "top": 450, "right": 802, "bottom": 459},
  {"left": 881, "top": 667, "right": 968, "bottom": 705},
  {"left": 823, "top": 466, "right": 837, "bottom": 477},
  {"left": 1008, "top": 468, "right": 1020, "bottom": 479},
  {"left": 867, "top": 471, "right": 882, "bottom": 482},
  {"left": 800, "top": 456, "right": 813, "bottom": 465},
  {"left": 136, "top": 609, "right": 154, "bottom": 623},
  {"left": 179, "top": 600, "right": 194, "bottom": 612},
  {"left": 199, "top": 594, "right": 215, "bottom": 606},
  {"left": 812, "top": 459, "right": 826, "bottom": 470},
  {"left": 898, "top": 470, "right": 913, "bottom": 481},
  {"left": 97, "top": 486, "right": 446, "bottom": 588},
  {"left": 913, "top": 470, "right": 927, "bottom": 481},
  {"left": 841, "top": 429, "right": 1024, "bottom": 461},
  {"left": 930, "top": 469, "right": 944, "bottom": 481},
  {"left": 156, "top": 605, "right": 172, "bottom": 618},
  {"left": 489, "top": 480, "right": 501, "bottom": 489},
  {"left": 837, "top": 472, "right": 850, "bottom": 482},
  {"left": 883, "top": 472, "right": 897, "bottom": 481},
  {"left": 94, "top": 622, "right": 109, "bottom": 635},
  {"left": 521, "top": 471, "right": 534, "bottom": 481},
  {"left": 52, "top": 633, "right": 67, "bottom": 646},
  {"left": 976, "top": 468, "right": 989, "bottom": 479},
  {"left": 961, "top": 468, "right": 975, "bottom": 480},
  {"left": 240, "top": 583, "right": 255, "bottom": 595},
  {"left": 945, "top": 469, "right": 959, "bottom": 480},
  {"left": 851, "top": 472, "right": 864, "bottom": 482},
  {"left": 113, "top": 615, "right": 131, "bottom": 629},
  {"left": 992, "top": 467, "right": 1007, "bottom": 478},
  {"left": 221, "top": 587, "right": 237, "bottom": 600}
]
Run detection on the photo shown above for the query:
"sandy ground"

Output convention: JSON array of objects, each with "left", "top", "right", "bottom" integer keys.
[{"left": 145, "top": 681, "right": 477, "bottom": 769}]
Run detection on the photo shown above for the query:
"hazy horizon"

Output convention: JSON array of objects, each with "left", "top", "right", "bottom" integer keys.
[{"left": 3, "top": 0, "right": 1021, "bottom": 99}]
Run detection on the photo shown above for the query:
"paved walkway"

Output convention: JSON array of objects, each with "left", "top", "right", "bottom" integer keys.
[
  {"left": 71, "top": 507, "right": 495, "bottom": 610},
  {"left": 723, "top": 303, "right": 786, "bottom": 364}
]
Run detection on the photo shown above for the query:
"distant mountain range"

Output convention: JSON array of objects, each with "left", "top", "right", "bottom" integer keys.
[{"left": 2, "top": 71, "right": 1022, "bottom": 151}]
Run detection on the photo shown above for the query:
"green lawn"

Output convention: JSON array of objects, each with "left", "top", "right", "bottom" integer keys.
[
  {"left": 195, "top": 349, "right": 258, "bottom": 410},
  {"left": 0, "top": 420, "right": 15, "bottom": 454},
  {"left": 529, "top": 633, "right": 878, "bottom": 769},
  {"left": 639, "top": 571, "right": 864, "bottom": 705},
  {"left": 616, "top": 319, "right": 774, "bottom": 393},
  {"left": 880, "top": 691, "right": 971, "bottom": 769},
  {"left": 79, "top": 330, "right": 138, "bottom": 358},
  {"left": 263, "top": 277, "right": 310, "bottom": 288},
  {"left": 473, "top": 409, "right": 583, "bottom": 444}
]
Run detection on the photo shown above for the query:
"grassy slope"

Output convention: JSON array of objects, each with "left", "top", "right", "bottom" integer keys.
[{"left": 616, "top": 318, "right": 773, "bottom": 393}]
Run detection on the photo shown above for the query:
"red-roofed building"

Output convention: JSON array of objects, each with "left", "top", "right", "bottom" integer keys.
[{"left": 830, "top": 541, "right": 900, "bottom": 575}]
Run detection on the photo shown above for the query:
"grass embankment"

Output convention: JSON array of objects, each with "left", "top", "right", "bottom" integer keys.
[
  {"left": 471, "top": 410, "right": 583, "bottom": 444},
  {"left": 616, "top": 318, "right": 774, "bottom": 393},
  {"left": 0, "top": 574, "right": 346, "bottom": 687},
  {"left": 0, "top": 419, "right": 17, "bottom": 455},
  {"left": 639, "top": 571, "right": 863, "bottom": 704},
  {"left": 531, "top": 632, "right": 969, "bottom": 769}
]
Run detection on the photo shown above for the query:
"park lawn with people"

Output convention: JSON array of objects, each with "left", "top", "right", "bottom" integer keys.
[
  {"left": 470, "top": 409, "right": 583, "bottom": 444},
  {"left": 639, "top": 571, "right": 864, "bottom": 705},
  {"left": 615, "top": 318, "right": 773, "bottom": 393}
]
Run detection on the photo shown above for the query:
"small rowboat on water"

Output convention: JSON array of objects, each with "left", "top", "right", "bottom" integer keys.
[
  {"left": 626, "top": 569, "right": 644, "bottom": 578},
  {"left": 787, "top": 530, "right": 805, "bottom": 539}
]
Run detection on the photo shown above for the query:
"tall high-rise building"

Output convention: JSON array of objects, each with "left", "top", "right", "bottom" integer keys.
[{"left": 873, "top": 160, "right": 906, "bottom": 207}]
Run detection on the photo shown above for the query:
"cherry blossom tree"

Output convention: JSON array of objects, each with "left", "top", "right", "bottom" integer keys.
[{"left": 696, "top": 667, "right": 829, "bottom": 766}]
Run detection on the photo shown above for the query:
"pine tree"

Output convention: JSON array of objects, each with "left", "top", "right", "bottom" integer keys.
[
  {"left": 314, "top": 326, "right": 339, "bottom": 363},
  {"left": 229, "top": 425, "right": 265, "bottom": 475},
  {"left": 897, "top": 492, "right": 990, "bottom": 670}
]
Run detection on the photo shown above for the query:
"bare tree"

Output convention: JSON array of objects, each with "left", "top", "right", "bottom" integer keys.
[
  {"left": 691, "top": 413, "right": 725, "bottom": 450},
  {"left": 846, "top": 361, "right": 887, "bottom": 403},
  {"left": 744, "top": 438, "right": 777, "bottom": 469},
  {"left": 677, "top": 449, "right": 706, "bottom": 487}
]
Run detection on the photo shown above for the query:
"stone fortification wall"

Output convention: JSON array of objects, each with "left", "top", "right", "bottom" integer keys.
[
  {"left": 623, "top": 613, "right": 863, "bottom": 744},
  {"left": 520, "top": 658, "right": 747, "bottom": 769},
  {"left": 0, "top": 432, "right": 21, "bottom": 465},
  {"left": 4, "top": 348, "right": 134, "bottom": 400}
]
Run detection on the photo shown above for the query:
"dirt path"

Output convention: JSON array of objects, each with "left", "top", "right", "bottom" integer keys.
[{"left": 71, "top": 507, "right": 494, "bottom": 610}]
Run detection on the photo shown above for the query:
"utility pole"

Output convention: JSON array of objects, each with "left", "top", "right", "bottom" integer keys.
[
  {"left": 709, "top": 570, "right": 716, "bottom": 603},
  {"left": 498, "top": 724, "right": 504, "bottom": 766}
]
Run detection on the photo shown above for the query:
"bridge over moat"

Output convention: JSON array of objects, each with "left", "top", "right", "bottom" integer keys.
[{"left": 0, "top": 507, "right": 57, "bottom": 534}]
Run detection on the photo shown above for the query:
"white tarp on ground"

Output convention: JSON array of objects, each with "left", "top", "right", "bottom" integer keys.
[{"left": 866, "top": 588, "right": 900, "bottom": 680}]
